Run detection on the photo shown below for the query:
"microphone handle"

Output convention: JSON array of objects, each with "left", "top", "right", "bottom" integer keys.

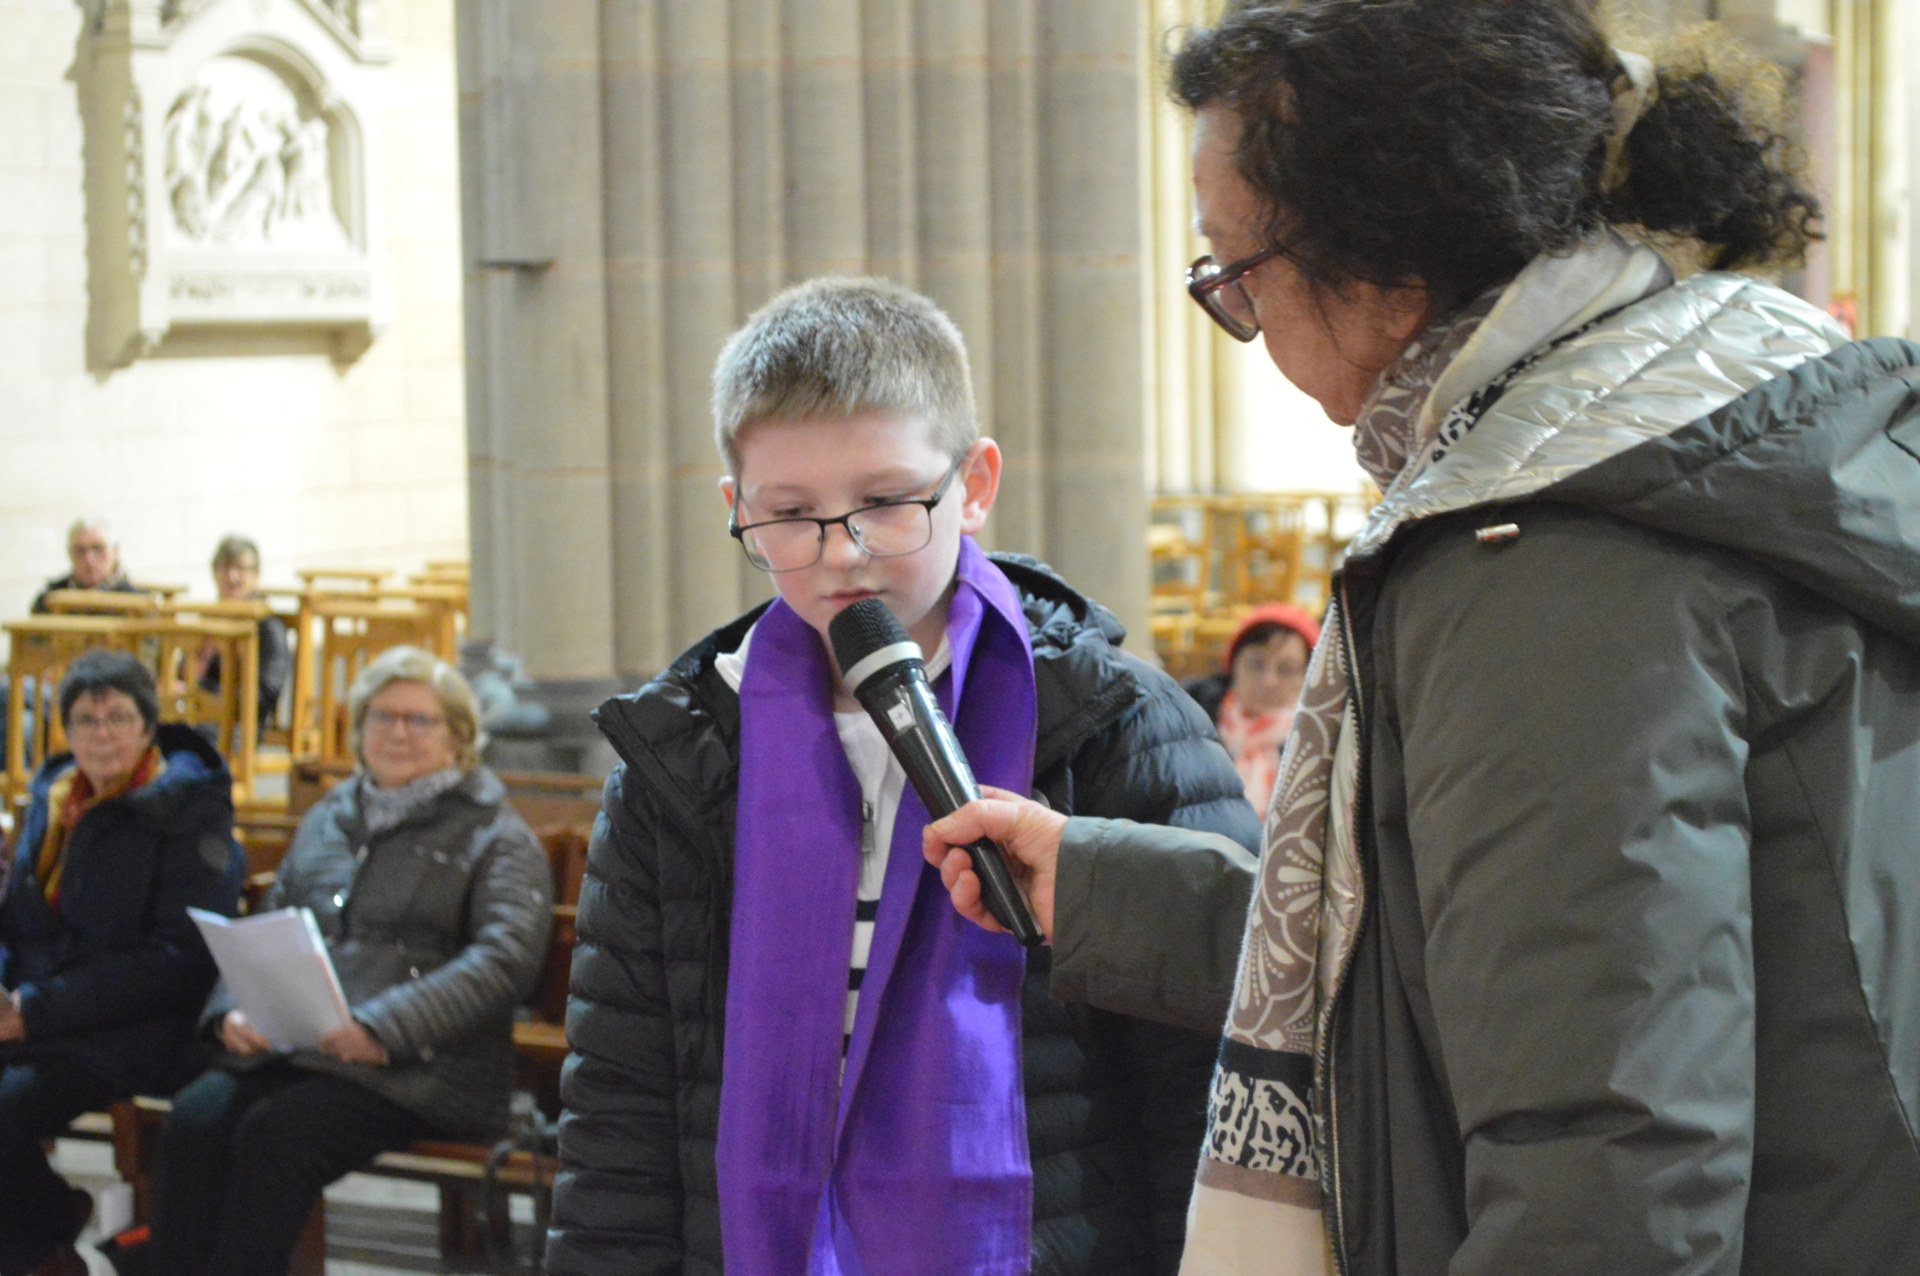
[
  {"left": 960, "top": 836, "right": 1045, "bottom": 948},
  {"left": 865, "top": 669, "right": 1044, "bottom": 947}
]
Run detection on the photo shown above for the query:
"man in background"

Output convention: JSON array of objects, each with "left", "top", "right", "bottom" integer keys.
[{"left": 30, "top": 519, "right": 139, "bottom": 614}]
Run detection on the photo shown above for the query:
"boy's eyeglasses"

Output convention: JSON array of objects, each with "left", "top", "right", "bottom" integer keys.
[
  {"left": 1186, "top": 243, "right": 1291, "bottom": 342},
  {"left": 731, "top": 464, "right": 961, "bottom": 574}
]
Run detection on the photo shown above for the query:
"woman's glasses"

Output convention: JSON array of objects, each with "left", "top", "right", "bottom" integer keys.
[
  {"left": 1186, "top": 243, "right": 1290, "bottom": 342},
  {"left": 68, "top": 710, "right": 144, "bottom": 735},
  {"left": 365, "top": 708, "right": 447, "bottom": 734}
]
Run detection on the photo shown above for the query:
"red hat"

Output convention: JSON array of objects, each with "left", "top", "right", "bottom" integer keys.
[{"left": 1225, "top": 603, "right": 1322, "bottom": 669}]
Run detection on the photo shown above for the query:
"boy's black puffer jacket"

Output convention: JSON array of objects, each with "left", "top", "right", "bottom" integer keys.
[{"left": 548, "top": 554, "right": 1260, "bottom": 1275}]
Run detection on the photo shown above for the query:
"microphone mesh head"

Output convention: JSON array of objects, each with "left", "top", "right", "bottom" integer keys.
[{"left": 828, "top": 598, "right": 909, "bottom": 673}]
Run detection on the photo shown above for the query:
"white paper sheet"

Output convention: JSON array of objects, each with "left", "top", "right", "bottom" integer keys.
[{"left": 187, "top": 906, "right": 352, "bottom": 1051}]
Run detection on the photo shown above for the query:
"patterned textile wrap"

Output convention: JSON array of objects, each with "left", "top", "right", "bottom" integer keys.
[{"left": 1185, "top": 604, "right": 1352, "bottom": 1275}]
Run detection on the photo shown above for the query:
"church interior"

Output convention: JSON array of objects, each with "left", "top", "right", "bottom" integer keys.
[{"left": 1, "top": 1, "right": 1914, "bottom": 1271}]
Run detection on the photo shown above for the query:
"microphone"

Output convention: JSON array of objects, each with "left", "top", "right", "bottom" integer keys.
[{"left": 828, "top": 598, "right": 1044, "bottom": 947}]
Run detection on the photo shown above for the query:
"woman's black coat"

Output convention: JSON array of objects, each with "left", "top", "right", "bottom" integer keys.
[{"left": 1, "top": 724, "right": 245, "bottom": 1094}]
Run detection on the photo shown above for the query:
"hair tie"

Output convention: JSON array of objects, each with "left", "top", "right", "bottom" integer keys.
[{"left": 1602, "top": 49, "right": 1657, "bottom": 191}]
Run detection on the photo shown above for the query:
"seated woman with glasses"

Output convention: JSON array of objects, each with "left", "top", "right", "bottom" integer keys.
[
  {"left": 147, "top": 645, "right": 553, "bottom": 1276},
  {"left": 0, "top": 650, "right": 244, "bottom": 1276}
]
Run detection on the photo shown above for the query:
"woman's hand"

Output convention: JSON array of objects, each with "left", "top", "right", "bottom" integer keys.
[
  {"left": 921, "top": 786, "right": 1067, "bottom": 942},
  {"left": 219, "top": 1011, "right": 274, "bottom": 1056},
  {"left": 318, "top": 1019, "right": 389, "bottom": 1067},
  {"left": 0, "top": 991, "right": 26, "bottom": 1043}
]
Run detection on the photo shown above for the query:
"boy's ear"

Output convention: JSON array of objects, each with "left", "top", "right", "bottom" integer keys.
[
  {"left": 718, "top": 474, "right": 738, "bottom": 517},
  {"left": 958, "top": 438, "right": 1002, "bottom": 535}
]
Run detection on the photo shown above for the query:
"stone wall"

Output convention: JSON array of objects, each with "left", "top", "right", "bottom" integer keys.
[{"left": 0, "top": 0, "right": 468, "bottom": 641}]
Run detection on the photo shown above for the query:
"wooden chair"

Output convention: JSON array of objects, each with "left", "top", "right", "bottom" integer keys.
[
  {"left": 161, "top": 597, "right": 299, "bottom": 780},
  {"left": 297, "top": 598, "right": 439, "bottom": 766},
  {"left": 122, "top": 617, "right": 261, "bottom": 803},
  {"left": 415, "top": 560, "right": 470, "bottom": 589},
  {"left": 413, "top": 563, "right": 469, "bottom": 584},
  {"left": 294, "top": 568, "right": 387, "bottom": 591},
  {"left": 38, "top": 589, "right": 162, "bottom": 617},
  {"left": 1221, "top": 494, "right": 1312, "bottom": 612},
  {"left": 1148, "top": 495, "right": 1220, "bottom": 617},
  {"left": 2, "top": 617, "right": 137, "bottom": 803},
  {"left": 2, "top": 613, "right": 267, "bottom": 807},
  {"left": 369, "top": 583, "right": 467, "bottom": 657}
]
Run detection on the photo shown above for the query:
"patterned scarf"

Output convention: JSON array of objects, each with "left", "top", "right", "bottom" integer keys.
[
  {"left": 1349, "top": 287, "right": 1501, "bottom": 492},
  {"left": 1214, "top": 691, "right": 1292, "bottom": 815},
  {"left": 360, "top": 765, "right": 465, "bottom": 835},
  {"left": 38, "top": 745, "right": 166, "bottom": 910}
]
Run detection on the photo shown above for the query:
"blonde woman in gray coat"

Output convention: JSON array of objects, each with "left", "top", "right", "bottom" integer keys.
[{"left": 148, "top": 646, "right": 553, "bottom": 1276}]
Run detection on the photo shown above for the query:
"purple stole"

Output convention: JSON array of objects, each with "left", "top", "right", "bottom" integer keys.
[{"left": 719, "top": 538, "right": 1037, "bottom": 1274}]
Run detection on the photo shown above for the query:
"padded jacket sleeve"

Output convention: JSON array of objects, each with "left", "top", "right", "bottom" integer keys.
[
  {"left": 1051, "top": 816, "right": 1255, "bottom": 1035},
  {"left": 1047, "top": 650, "right": 1260, "bottom": 1036},
  {"left": 546, "top": 765, "right": 685, "bottom": 1276},
  {"left": 1375, "top": 511, "right": 1758, "bottom": 1274}
]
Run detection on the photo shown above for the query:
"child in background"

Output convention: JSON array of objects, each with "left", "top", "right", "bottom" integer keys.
[{"left": 1184, "top": 603, "right": 1320, "bottom": 813}]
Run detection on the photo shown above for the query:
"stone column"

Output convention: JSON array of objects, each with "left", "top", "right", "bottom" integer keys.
[
  {"left": 458, "top": 0, "right": 1158, "bottom": 691},
  {"left": 1021, "top": 2, "right": 1151, "bottom": 627},
  {"left": 457, "top": 0, "right": 617, "bottom": 681}
]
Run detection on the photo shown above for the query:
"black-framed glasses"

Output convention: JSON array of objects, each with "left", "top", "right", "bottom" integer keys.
[
  {"left": 730, "top": 464, "right": 961, "bottom": 573},
  {"left": 1187, "top": 244, "right": 1289, "bottom": 342}
]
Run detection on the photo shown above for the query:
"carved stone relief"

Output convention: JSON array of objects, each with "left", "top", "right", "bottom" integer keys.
[
  {"left": 164, "top": 58, "right": 346, "bottom": 250},
  {"left": 82, "top": 0, "right": 391, "bottom": 367}
]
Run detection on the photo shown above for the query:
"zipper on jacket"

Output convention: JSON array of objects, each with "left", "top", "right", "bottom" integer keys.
[
  {"left": 1316, "top": 574, "right": 1373, "bottom": 1276},
  {"left": 333, "top": 841, "right": 372, "bottom": 932}
]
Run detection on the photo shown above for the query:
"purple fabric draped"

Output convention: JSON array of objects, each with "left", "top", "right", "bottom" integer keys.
[{"left": 720, "top": 538, "right": 1037, "bottom": 1275}]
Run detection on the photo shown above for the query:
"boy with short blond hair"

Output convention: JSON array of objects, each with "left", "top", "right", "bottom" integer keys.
[{"left": 550, "top": 277, "right": 1258, "bottom": 1276}]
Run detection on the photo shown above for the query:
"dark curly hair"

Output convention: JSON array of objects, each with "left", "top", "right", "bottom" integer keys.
[{"left": 1170, "top": 0, "right": 1822, "bottom": 315}]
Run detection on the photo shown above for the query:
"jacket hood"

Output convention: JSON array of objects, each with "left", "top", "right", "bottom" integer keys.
[
  {"left": 29, "top": 721, "right": 234, "bottom": 826},
  {"left": 1547, "top": 336, "right": 1920, "bottom": 646},
  {"left": 991, "top": 552, "right": 1128, "bottom": 653},
  {"left": 1350, "top": 271, "right": 1920, "bottom": 645},
  {"left": 593, "top": 552, "right": 1131, "bottom": 781}
]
